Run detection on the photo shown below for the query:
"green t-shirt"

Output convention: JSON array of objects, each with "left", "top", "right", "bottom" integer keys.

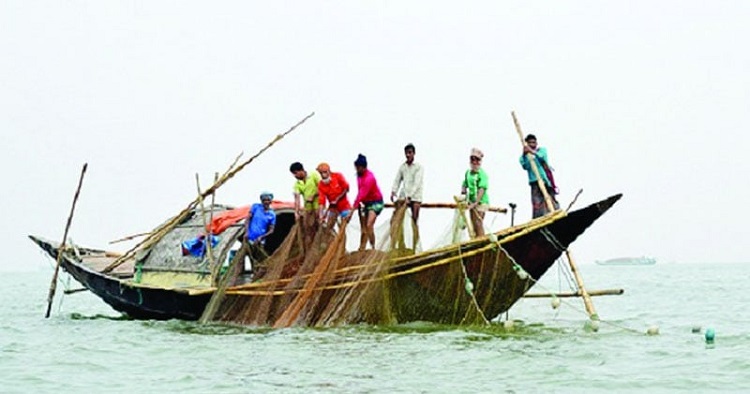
[
  {"left": 294, "top": 170, "right": 321, "bottom": 210},
  {"left": 463, "top": 169, "right": 489, "bottom": 204}
]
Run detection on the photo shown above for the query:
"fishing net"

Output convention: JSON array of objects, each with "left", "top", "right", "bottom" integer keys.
[{"left": 206, "top": 202, "right": 526, "bottom": 327}]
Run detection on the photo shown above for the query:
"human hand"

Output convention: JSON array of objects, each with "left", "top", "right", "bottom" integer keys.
[
  {"left": 523, "top": 146, "right": 533, "bottom": 154},
  {"left": 390, "top": 192, "right": 396, "bottom": 202}
]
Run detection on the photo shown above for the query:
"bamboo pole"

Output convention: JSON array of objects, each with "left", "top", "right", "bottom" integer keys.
[
  {"left": 524, "top": 288, "right": 624, "bottom": 298},
  {"left": 208, "top": 172, "right": 219, "bottom": 284},
  {"left": 102, "top": 112, "right": 315, "bottom": 274},
  {"left": 384, "top": 202, "right": 507, "bottom": 213},
  {"left": 45, "top": 163, "right": 88, "bottom": 318},
  {"left": 110, "top": 202, "right": 506, "bottom": 246},
  {"left": 511, "top": 111, "right": 599, "bottom": 320},
  {"left": 198, "top": 241, "right": 249, "bottom": 324},
  {"left": 512, "top": 111, "right": 555, "bottom": 212},
  {"left": 109, "top": 232, "right": 151, "bottom": 244},
  {"left": 194, "top": 173, "right": 216, "bottom": 280}
]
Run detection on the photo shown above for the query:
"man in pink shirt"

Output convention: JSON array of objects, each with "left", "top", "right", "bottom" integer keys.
[{"left": 350, "top": 154, "right": 384, "bottom": 251}]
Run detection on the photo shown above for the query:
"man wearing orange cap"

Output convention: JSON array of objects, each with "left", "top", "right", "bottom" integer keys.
[{"left": 316, "top": 162, "right": 352, "bottom": 229}]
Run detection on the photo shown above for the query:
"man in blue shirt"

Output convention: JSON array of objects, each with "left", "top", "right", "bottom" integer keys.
[
  {"left": 246, "top": 192, "right": 276, "bottom": 246},
  {"left": 520, "top": 134, "right": 560, "bottom": 218}
]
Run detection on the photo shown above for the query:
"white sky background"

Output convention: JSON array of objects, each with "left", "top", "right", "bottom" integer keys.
[{"left": 2, "top": 1, "right": 749, "bottom": 272}]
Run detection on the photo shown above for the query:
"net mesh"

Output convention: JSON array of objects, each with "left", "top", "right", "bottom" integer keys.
[{"left": 207, "top": 203, "right": 524, "bottom": 327}]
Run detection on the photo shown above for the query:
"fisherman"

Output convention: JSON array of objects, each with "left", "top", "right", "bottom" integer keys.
[
  {"left": 290, "top": 162, "right": 321, "bottom": 247},
  {"left": 246, "top": 192, "right": 276, "bottom": 246},
  {"left": 519, "top": 134, "right": 559, "bottom": 218},
  {"left": 461, "top": 148, "right": 489, "bottom": 237},
  {"left": 350, "top": 154, "right": 384, "bottom": 251},
  {"left": 242, "top": 192, "right": 276, "bottom": 276},
  {"left": 390, "top": 143, "right": 424, "bottom": 224},
  {"left": 316, "top": 162, "right": 352, "bottom": 229}
]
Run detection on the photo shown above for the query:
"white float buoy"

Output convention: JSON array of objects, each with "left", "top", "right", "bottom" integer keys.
[
  {"left": 464, "top": 277, "right": 474, "bottom": 294},
  {"left": 503, "top": 320, "right": 515, "bottom": 330},
  {"left": 588, "top": 319, "right": 600, "bottom": 332},
  {"left": 516, "top": 269, "right": 529, "bottom": 280},
  {"left": 551, "top": 297, "right": 561, "bottom": 309},
  {"left": 646, "top": 325, "right": 660, "bottom": 335},
  {"left": 488, "top": 233, "right": 498, "bottom": 243}
]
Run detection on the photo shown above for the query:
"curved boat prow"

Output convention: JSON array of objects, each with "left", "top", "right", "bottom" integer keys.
[{"left": 28, "top": 235, "right": 61, "bottom": 259}]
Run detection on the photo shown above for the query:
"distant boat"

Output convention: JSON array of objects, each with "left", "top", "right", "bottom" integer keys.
[{"left": 595, "top": 256, "right": 656, "bottom": 266}]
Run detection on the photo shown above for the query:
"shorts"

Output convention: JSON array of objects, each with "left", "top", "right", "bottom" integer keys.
[
  {"left": 327, "top": 209, "right": 350, "bottom": 218},
  {"left": 359, "top": 200, "right": 384, "bottom": 216}
]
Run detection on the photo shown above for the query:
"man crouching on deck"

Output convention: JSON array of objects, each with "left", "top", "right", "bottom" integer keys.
[{"left": 241, "top": 192, "right": 276, "bottom": 276}]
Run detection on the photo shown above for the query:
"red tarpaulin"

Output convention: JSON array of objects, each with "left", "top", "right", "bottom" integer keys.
[{"left": 207, "top": 201, "right": 295, "bottom": 235}]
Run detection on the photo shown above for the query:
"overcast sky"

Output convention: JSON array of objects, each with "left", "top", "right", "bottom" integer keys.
[{"left": 2, "top": 1, "right": 749, "bottom": 272}]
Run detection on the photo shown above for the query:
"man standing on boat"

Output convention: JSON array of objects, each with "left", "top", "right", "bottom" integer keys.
[
  {"left": 391, "top": 143, "right": 424, "bottom": 224},
  {"left": 290, "top": 162, "right": 321, "bottom": 247},
  {"left": 519, "top": 134, "right": 559, "bottom": 218},
  {"left": 461, "top": 148, "right": 489, "bottom": 237},
  {"left": 316, "top": 162, "right": 352, "bottom": 230},
  {"left": 350, "top": 154, "right": 384, "bottom": 251}
]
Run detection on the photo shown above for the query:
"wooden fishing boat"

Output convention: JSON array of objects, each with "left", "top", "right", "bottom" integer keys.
[{"left": 29, "top": 194, "right": 621, "bottom": 324}]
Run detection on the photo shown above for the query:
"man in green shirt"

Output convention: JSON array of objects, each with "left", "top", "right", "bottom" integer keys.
[
  {"left": 461, "top": 148, "right": 489, "bottom": 237},
  {"left": 290, "top": 162, "right": 321, "bottom": 247}
]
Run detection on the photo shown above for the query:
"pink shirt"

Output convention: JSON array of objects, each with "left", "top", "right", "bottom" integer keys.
[{"left": 353, "top": 169, "right": 383, "bottom": 207}]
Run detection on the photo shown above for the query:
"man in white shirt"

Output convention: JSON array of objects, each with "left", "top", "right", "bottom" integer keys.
[{"left": 391, "top": 143, "right": 424, "bottom": 224}]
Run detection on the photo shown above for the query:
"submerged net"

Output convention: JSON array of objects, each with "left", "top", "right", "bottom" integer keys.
[{"left": 208, "top": 202, "right": 526, "bottom": 327}]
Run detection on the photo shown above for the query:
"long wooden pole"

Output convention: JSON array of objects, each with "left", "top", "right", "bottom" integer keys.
[
  {"left": 102, "top": 112, "right": 315, "bottom": 273},
  {"left": 195, "top": 174, "right": 216, "bottom": 278},
  {"left": 524, "top": 288, "right": 623, "bottom": 298},
  {"left": 512, "top": 111, "right": 555, "bottom": 212},
  {"left": 45, "top": 163, "right": 88, "bottom": 318},
  {"left": 208, "top": 172, "right": 219, "bottom": 284},
  {"left": 511, "top": 111, "right": 599, "bottom": 320},
  {"left": 384, "top": 202, "right": 507, "bottom": 213},
  {"left": 109, "top": 231, "right": 150, "bottom": 244}
]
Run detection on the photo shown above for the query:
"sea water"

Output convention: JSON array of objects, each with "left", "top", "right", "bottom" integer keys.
[{"left": 1, "top": 262, "right": 748, "bottom": 393}]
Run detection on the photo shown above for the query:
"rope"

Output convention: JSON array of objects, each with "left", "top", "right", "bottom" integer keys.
[
  {"left": 540, "top": 228, "right": 566, "bottom": 252},
  {"left": 556, "top": 257, "right": 577, "bottom": 292},
  {"left": 456, "top": 243, "right": 490, "bottom": 326}
]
